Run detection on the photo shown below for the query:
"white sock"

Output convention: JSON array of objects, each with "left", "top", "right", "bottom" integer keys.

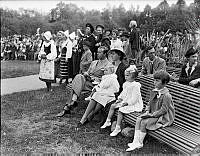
[
  {"left": 106, "top": 118, "right": 111, "bottom": 122},
  {"left": 72, "top": 94, "right": 78, "bottom": 101},
  {"left": 115, "top": 125, "right": 121, "bottom": 130}
]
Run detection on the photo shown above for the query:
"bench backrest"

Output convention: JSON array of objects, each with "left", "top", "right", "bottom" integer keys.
[
  {"left": 136, "top": 65, "right": 181, "bottom": 76},
  {"left": 136, "top": 75, "right": 200, "bottom": 135}
]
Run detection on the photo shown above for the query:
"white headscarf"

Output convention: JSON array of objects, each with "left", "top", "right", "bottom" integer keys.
[{"left": 43, "top": 31, "right": 52, "bottom": 41}]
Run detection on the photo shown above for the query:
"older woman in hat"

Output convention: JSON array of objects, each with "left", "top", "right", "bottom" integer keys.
[
  {"left": 38, "top": 31, "right": 57, "bottom": 91},
  {"left": 56, "top": 45, "right": 112, "bottom": 117},
  {"left": 175, "top": 48, "right": 200, "bottom": 88},
  {"left": 129, "top": 20, "right": 140, "bottom": 61}
]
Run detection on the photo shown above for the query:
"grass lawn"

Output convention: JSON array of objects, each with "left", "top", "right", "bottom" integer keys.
[
  {"left": 1, "top": 85, "right": 180, "bottom": 155},
  {"left": 1, "top": 60, "right": 40, "bottom": 79}
]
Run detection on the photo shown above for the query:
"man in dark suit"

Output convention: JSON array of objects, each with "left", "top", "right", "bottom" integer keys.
[{"left": 177, "top": 48, "right": 200, "bottom": 88}]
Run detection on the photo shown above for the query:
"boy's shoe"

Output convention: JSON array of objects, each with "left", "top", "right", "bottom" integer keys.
[
  {"left": 85, "top": 96, "right": 92, "bottom": 101},
  {"left": 100, "top": 121, "right": 111, "bottom": 129},
  {"left": 110, "top": 127, "right": 121, "bottom": 136},
  {"left": 126, "top": 142, "right": 143, "bottom": 152},
  {"left": 128, "top": 142, "right": 143, "bottom": 147}
]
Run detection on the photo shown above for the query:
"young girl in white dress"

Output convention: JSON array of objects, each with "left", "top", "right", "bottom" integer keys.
[
  {"left": 79, "top": 65, "right": 120, "bottom": 125},
  {"left": 101, "top": 65, "right": 143, "bottom": 137}
]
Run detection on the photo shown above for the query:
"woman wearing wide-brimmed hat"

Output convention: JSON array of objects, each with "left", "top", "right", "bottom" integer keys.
[
  {"left": 108, "top": 46, "right": 127, "bottom": 94},
  {"left": 38, "top": 31, "right": 57, "bottom": 91}
]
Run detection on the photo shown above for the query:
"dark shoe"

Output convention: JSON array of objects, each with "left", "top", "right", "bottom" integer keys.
[
  {"left": 77, "top": 119, "right": 89, "bottom": 128},
  {"left": 83, "top": 118, "right": 90, "bottom": 125},
  {"left": 76, "top": 122, "right": 84, "bottom": 128},
  {"left": 70, "top": 101, "right": 78, "bottom": 110},
  {"left": 56, "top": 109, "right": 71, "bottom": 117}
]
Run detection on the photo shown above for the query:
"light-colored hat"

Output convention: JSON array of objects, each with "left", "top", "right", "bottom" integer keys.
[
  {"left": 130, "top": 20, "right": 137, "bottom": 27},
  {"left": 43, "top": 31, "right": 52, "bottom": 41},
  {"left": 63, "top": 30, "right": 69, "bottom": 38},
  {"left": 125, "top": 65, "right": 137, "bottom": 73},
  {"left": 110, "top": 45, "right": 125, "bottom": 55},
  {"left": 69, "top": 32, "right": 76, "bottom": 40}
]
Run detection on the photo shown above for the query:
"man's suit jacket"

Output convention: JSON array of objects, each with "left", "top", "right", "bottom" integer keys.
[
  {"left": 178, "top": 63, "right": 200, "bottom": 87},
  {"left": 84, "top": 34, "right": 96, "bottom": 59},
  {"left": 129, "top": 27, "right": 139, "bottom": 51},
  {"left": 140, "top": 56, "right": 166, "bottom": 75},
  {"left": 79, "top": 49, "right": 93, "bottom": 73}
]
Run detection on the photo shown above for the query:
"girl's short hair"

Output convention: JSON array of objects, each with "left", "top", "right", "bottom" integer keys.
[
  {"left": 153, "top": 70, "right": 170, "bottom": 84},
  {"left": 125, "top": 65, "right": 138, "bottom": 79}
]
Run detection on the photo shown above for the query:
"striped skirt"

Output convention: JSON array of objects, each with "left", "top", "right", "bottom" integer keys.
[{"left": 60, "top": 50, "right": 68, "bottom": 79}]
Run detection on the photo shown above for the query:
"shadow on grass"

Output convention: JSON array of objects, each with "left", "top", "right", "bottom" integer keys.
[{"left": 1, "top": 85, "right": 180, "bottom": 155}]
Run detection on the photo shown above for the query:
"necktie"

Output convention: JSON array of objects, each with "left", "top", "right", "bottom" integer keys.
[
  {"left": 187, "top": 67, "right": 192, "bottom": 76},
  {"left": 149, "top": 62, "right": 153, "bottom": 74}
]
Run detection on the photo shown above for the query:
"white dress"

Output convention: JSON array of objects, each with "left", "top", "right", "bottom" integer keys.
[
  {"left": 92, "top": 74, "right": 119, "bottom": 107},
  {"left": 117, "top": 81, "right": 143, "bottom": 114}
]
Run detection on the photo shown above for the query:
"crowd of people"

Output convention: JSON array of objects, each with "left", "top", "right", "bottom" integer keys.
[
  {"left": 1, "top": 20, "right": 200, "bottom": 152},
  {"left": 1, "top": 34, "right": 42, "bottom": 61}
]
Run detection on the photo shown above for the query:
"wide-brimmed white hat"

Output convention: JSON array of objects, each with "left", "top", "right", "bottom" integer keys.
[
  {"left": 109, "top": 45, "right": 125, "bottom": 56},
  {"left": 63, "top": 30, "right": 69, "bottom": 38},
  {"left": 43, "top": 31, "right": 52, "bottom": 41}
]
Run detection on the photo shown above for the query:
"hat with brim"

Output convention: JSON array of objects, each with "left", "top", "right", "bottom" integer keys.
[
  {"left": 86, "top": 23, "right": 94, "bottom": 33},
  {"left": 109, "top": 46, "right": 125, "bottom": 57},
  {"left": 96, "top": 24, "right": 104, "bottom": 30},
  {"left": 185, "top": 48, "right": 197, "bottom": 58}
]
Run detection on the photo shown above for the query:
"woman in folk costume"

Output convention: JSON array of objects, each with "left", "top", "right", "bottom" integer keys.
[
  {"left": 38, "top": 31, "right": 57, "bottom": 92},
  {"left": 68, "top": 32, "right": 76, "bottom": 82},
  {"left": 55, "top": 31, "right": 64, "bottom": 80},
  {"left": 101, "top": 65, "right": 143, "bottom": 137},
  {"left": 59, "top": 30, "right": 73, "bottom": 85},
  {"left": 126, "top": 70, "right": 175, "bottom": 152}
]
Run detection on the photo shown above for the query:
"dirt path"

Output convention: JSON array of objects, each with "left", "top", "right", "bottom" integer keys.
[{"left": 1, "top": 75, "right": 59, "bottom": 95}]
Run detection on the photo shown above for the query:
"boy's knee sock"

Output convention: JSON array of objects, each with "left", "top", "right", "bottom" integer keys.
[{"left": 72, "top": 94, "right": 78, "bottom": 101}]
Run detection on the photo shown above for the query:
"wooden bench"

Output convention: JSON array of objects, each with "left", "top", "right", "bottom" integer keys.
[{"left": 119, "top": 75, "right": 200, "bottom": 155}]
